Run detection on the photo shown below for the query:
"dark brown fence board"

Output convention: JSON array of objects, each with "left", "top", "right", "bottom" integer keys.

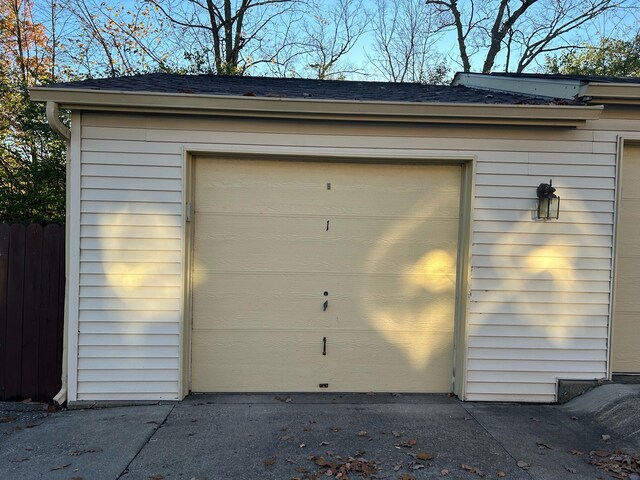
[
  {"left": 0, "top": 223, "right": 65, "bottom": 402},
  {"left": 40, "top": 224, "right": 63, "bottom": 398},
  {"left": 5, "top": 224, "right": 26, "bottom": 400},
  {"left": 0, "top": 224, "right": 9, "bottom": 399},
  {"left": 21, "top": 224, "right": 44, "bottom": 399}
]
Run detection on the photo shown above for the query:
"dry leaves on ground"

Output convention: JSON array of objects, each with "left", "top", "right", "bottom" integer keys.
[
  {"left": 516, "top": 460, "right": 531, "bottom": 470},
  {"left": 264, "top": 457, "right": 277, "bottom": 467},
  {"left": 301, "top": 454, "right": 379, "bottom": 479},
  {"left": 589, "top": 449, "right": 640, "bottom": 479}
]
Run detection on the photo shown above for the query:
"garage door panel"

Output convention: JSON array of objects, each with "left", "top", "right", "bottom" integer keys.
[
  {"left": 195, "top": 159, "right": 461, "bottom": 218},
  {"left": 191, "top": 157, "right": 461, "bottom": 392},
  {"left": 192, "top": 330, "right": 454, "bottom": 392},
  {"left": 613, "top": 145, "right": 640, "bottom": 373},
  {"left": 192, "top": 272, "right": 456, "bottom": 332},
  {"left": 612, "top": 313, "right": 640, "bottom": 372},
  {"left": 194, "top": 216, "right": 459, "bottom": 275}
]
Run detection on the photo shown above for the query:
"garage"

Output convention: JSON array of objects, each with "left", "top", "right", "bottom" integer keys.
[
  {"left": 190, "top": 157, "right": 462, "bottom": 393},
  {"left": 612, "top": 144, "right": 640, "bottom": 374}
]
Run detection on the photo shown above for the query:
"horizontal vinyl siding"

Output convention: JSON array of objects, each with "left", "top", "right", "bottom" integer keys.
[
  {"left": 78, "top": 118, "right": 182, "bottom": 401},
  {"left": 77, "top": 111, "right": 622, "bottom": 402}
]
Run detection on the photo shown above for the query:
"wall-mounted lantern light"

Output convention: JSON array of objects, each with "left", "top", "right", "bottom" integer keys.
[{"left": 537, "top": 179, "right": 560, "bottom": 219}]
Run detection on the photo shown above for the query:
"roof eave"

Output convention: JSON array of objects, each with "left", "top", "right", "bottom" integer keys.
[
  {"left": 29, "top": 87, "right": 603, "bottom": 126},
  {"left": 581, "top": 83, "right": 640, "bottom": 105}
]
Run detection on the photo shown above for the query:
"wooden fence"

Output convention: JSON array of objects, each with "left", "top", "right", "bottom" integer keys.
[{"left": 0, "top": 223, "right": 65, "bottom": 402}]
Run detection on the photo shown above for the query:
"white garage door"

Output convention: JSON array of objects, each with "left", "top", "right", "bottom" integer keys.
[{"left": 191, "top": 157, "right": 461, "bottom": 392}]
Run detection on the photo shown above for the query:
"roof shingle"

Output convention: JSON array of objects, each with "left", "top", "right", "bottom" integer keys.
[{"left": 42, "top": 73, "right": 570, "bottom": 105}]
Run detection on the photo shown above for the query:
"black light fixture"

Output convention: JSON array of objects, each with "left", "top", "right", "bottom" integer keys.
[{"left": 537, "top": 179, "right": 560, "bottom": 219}]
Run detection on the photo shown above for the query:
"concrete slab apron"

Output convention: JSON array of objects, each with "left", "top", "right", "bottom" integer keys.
[
  {"left": 0, "top": 405, "right": 174, "bottom": 480},
  {"left": 121, "top": 394, "right": 530, "bottom": 480},
  {"left": 463, "top": 402, "right": 623, "bottom": 480}
]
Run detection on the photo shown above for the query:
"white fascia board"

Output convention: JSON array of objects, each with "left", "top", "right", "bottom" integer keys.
[
  {"left": 29, "top": 87, "right": 602, "bottom": 127},
  {"left": 453, "top": 73, "right": 582, "bottom": 100},
  {"left": 582, "top": 83, "right": 640, "bottom": 104}
]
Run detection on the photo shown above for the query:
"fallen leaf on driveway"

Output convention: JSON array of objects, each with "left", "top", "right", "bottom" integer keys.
[
  {"left": 50, "top": 463, "right": 71, "bottom": 471},
  {"left": 391, "top": 392, "right": 402, "bottom": 397},
  {"left": 264, "top": 457, "right": 277, "bottom": 467},
  {"left": 461, "top": 463, "right": 484, "bottom": 476},
  {"left": 395, "top": 439, "right": 417, "bottom": 448},
  {"left": 357, "top": 431, "right": 368, "bottom": 437},
  {"left": 284, "top": 457, "right": 297, "bottom": 464},
  {"left": 0, "top": 417, "right": 16, "bottom": 423},
  {"left": 441, "top": 468, "right": 449, "bottom": 476},
  {"left": 366, "top": 391, "right": 376, "bottom": 396},
  {"left": 148, "top": 475, "right": 164, "bottom": 480},
  {"left": 570, "top": 449, "right": 584, "bottom": 456},
  {"left": 392, "top": 462, "right": 402, "bottom": 471},
  {"left": 564, "top": 466, "right": 577, "bottom": 474},
  {"left": 536, "top": 441, "right": 552, "bottom": 450},
  {"left": 517, "top": 460, "right": 531, "bottom": 470},
  {"left": 415, "top": 452, "right": 434, "bottom": 461},
  {"left": 496, "top": 470, "right": 506, "bottom": 477},
  {"left": 69, "top": 448, "right": 101, "bottom": 456},
  {"left": 601, "top": 434, "right": 611, "bottom": 441},
  {"left": 274, "top": 396, "right": 291, "bottom": 403},
  {"left": 391, "top": 430, "right": 401, "bottom": 437},
  {"left": 400, "top": 474, "right": 415, "bottom": 480},
  {"left": 570, "top": 416, "right": 579, "bottom": 420},
  {"left": 320, "top": 441, "right": 330, "bottom": 446},
  {"left": 330, "top": 427, "right": 340, "bottom": 432}
]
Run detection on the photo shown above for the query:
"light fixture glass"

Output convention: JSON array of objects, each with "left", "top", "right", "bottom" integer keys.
[{"left": 537, "top": 180, "right": 560, "bottom": 219}]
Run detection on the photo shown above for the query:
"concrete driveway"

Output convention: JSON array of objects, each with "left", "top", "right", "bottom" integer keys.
[{"left": 0, "top": 385, "right": 638, "bottom": 480}]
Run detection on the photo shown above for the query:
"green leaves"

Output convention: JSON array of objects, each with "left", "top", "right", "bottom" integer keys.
[{"left": 545, "top": 34, "right": 640, "bottom": 77}]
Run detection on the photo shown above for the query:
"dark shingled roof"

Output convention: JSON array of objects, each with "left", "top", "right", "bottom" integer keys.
[
  {"left": 42, "top": 73, "right": 571, "bottom": 105},
  {"left": 487, "top": 72, "right": 640, "bottom": 84}
]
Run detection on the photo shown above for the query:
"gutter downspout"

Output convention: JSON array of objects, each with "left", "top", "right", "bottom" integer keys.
[{"left": 46, "top": 102, "right": 70, "bottom": 406}]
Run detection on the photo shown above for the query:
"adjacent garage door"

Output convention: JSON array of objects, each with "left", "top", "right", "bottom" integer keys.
[
  {"left": 191, "top": 157, "right": 461, "bottom": 392},
  {"left": 612, "top": 144, "right": 640, "bottom": 373}
]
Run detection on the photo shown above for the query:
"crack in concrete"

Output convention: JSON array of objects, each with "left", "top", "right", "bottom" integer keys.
[
  {"left": 116, "top": 405, "right": 175, "bottom": 479},
  {"left": 460, "top": 403, "right": 536, "bottom": 480}
]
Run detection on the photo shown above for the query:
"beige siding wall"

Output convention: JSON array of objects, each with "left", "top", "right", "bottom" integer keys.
[{"left": 75, "top": 110, "right": 623, "bottom": 402}]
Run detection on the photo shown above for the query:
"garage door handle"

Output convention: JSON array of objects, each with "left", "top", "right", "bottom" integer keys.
[{"left": 323, "top": 337, "right": 327, "bottom": 356}]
